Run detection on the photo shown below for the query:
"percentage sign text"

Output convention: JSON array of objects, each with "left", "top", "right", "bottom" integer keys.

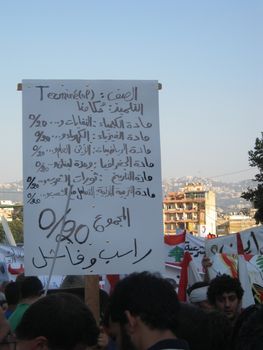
[
  {"left": 29, "top": 114, "right": 47, "bottom": 128},
  {"left": 31, "top": 145, "right": 45, "bottom": 157},
  {"left": 27, "top": 193, "right": 40, "bottom": 204},
  {"left": 35, "top": 131, "right": 51, "bottom": 142},
  {"left": 35, "top": 161, "right": 49, "bottom": 173},
  {"left": 26, "top": 177, "right": 39, "bottom": 190}
]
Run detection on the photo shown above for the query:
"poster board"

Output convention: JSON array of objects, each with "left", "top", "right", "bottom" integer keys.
[{"left": 22, "top": 80, "right": 164, "bottom": 275}]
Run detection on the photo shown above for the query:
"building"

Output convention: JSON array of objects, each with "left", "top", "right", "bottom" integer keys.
[
  {"left": 216, "top": 214, "right": 258, "bottom": 235},
  {"left": 163, "top": 183, "right": 216, "bottom": 236}
]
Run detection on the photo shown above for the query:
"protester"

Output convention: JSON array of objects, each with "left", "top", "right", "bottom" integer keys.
[
  {"left": 108, "top": 271, "right": 189, "bottom": 350},
  {"left": 205, "top": 309, "right": 232, "bottom": 350},
  {"left": 176, "top": 303, "right": 232, "bottom": 350},
  {"left": 0, "top": 281, "right": 9, "bottom": 312},
  {"left": 3, "top": 281, "right": 20, "bottom": 319},
  {"left": 234, "top": 304, "right": 263, "bottom": 350},
  {"left": 98, "top": 304, "right": 118, "bottom": 350},
  {"left": 56, "top": 274, "right": 109, "bottom": 324},
  {"left": 231, "top": 304, "right": 261, "bottom": 349},
  {"left": 15, "top": 292, "right": 99, "bottom": 350},
  {"left": 207, "top": 274, "right": 244, "bottom": 323},
  {"left": 8, "top": 276, "right": 44, "bottom": 331},
  {"left": 187, "top": 282, "right": 213, "bottom": 311},
  {"left": 0, "top": 306, "right": 11, "bottom": 343}
]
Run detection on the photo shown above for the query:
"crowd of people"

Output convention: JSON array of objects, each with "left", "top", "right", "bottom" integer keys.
[{"left": 0, "top": 267, "right": 262, "bottom": 350}]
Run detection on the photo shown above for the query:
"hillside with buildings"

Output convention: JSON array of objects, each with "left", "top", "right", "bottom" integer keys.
[
  {"left": 162, "top": 176, "right": 256, "bottom": 214},
  {"left": 162, "top": 180, "right": 258, "bottom": 236},
  {"left": 0, "top": 178, "right": 257, "bottom": 214},
  {"left": 0, "top": 178, "right": 259, "bottom": 237}
]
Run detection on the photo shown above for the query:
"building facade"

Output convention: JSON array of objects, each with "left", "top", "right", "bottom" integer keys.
[
  {"left": 216, "top": 214, "right": 258, "bottom": 235},
  {"left": 163, "top": 183, "right": 216, "bottom": 236}
]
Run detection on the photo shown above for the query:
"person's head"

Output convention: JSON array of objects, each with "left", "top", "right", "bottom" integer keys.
[
  {"left": 20, "top": 276, "right": 43, "bottom": 299},
  {"left": 234, "top": 305, "right": 263, "bottom": 350},
  {"left": 231, "top": 304, "right": 261, "bottom": 349},
  {"left": 187, "top": 282, "right": 213, "bottom": 311},
  {"left": 176, "top": 304, "right": 232, "bottom": 350},
  {"left": 57, "top": 274, "right": 109, "bottom": 324},
  {"left": 108, "top": 271, "right": 181, "bottom": 350},
  {"left": 15, "top": 273, "right": 25, "bottom": 284},
  {"left": 176, "top": 303, "right": 210, "bottom": 350},
  {"left": 4, "top": 281, "right": 20, "bottom": 306},
  {"left": 207, "top": 274, "right": 244, "bottom": 321},
  {"left": 15, "top": 292, "right": 100, "bottom": 350}
]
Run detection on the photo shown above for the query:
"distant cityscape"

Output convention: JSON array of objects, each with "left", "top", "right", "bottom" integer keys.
[
  {"left": 0, "top": 181, "right": 23, "bottom": 203},
  {"left": 0, "top": 177, "right": 256, "bottom": 214},
  {"left": 162, "top": 176, "right": 256, "bottom": 214}
]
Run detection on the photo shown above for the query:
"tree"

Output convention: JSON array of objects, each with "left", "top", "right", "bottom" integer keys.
[
  {"left": 0, "top": 205, "right": 24, "bottom": 244},
  {"left": 0, "top": 219, "right": 24, "bottom": 244},
  {"left": 241, "top": 132, "right": 263, "bottom": 224}
]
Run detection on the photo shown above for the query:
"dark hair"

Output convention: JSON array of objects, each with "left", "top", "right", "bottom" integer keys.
[
  {"left": 20, "top": 276, "right": 43, "bottom": 299},
  {"left": 234, "top": 305, "right": 263, "bottom": 350},
  {"left": 231, "top": 304, "right": 261, "bottom": 349},
  {"left": 176, "top": 303, "right": 232, "bottom": 350},
  {"left": 207, "top": 274, "right": 244, "bottom": 305},
  {"left": 4, "top": 281, "right": 20, "bottom": 305},
  {"left": 109, "top": 271, "right": 180, "bottom": 332},
  {"left": 15, "top": 293, "right": 99, "bottom": 349}
]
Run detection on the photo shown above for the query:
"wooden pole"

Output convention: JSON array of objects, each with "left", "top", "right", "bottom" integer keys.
[
  {"left": 17, "top": 82, "right": 162, "bottom": 91},
  {"left": 84, "top": 275, "right": 100, "bottom": 325}
]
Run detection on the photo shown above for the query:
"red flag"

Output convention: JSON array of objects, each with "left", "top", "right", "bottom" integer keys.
[
  {"left": 104, "top": 274, "right": 120, "bottom": 294},
  {"left": 177, "top": 252, "right": 192, "bottom": 302}
]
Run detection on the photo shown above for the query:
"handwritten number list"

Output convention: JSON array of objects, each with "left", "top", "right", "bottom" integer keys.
[{"left": 23, "top": 80, "right": 164, "bottom": 275}]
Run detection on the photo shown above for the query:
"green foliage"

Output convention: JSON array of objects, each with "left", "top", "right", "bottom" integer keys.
[
  {"left": 0, "top": 206, "right": 24, "bottom": 244},
  {"left": 242, "top": 132, "right": 263, "bottom": 224},
  {"left": 9, "top": 219, "right": 24, "bottom": 243},
  {"left": 256, "top": 256, "right": 263, "bottom": 272},
  {"left": 12, "top": 206, "right": 23, "bottom": 221},
  {"left": 0, "top": 224, "right": 5, "bottom": 242},
  {"left": 0, "top": 219, "right": 24, "bottom": 244}
]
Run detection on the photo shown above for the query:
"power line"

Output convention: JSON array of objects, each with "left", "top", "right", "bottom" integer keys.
[{"left": 206, "top": 168, "right": 255, "bottom": 180}]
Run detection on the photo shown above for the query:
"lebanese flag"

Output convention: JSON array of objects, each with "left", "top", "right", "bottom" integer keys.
[
  {"left": 164, "top": 232, "right": 186, "bottom": 267},
  {"left": 177, "top": 251, "right": 202, "bottom": 302}
]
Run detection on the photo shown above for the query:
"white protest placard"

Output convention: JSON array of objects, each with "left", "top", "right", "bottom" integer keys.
[
  {"left": 205, "top": 234, "right": 237, "bottom": 257},
  {"left": 239, "top": 226, "right": 263, "bottom": 255},
  {"left": 184, "top": 233, "right": 205, "bottom": 273},
  {"left": 22, "top": 80, "right": 164, "bottom": 275}
]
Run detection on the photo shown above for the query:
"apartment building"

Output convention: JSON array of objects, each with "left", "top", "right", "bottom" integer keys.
[
  {"left": 217, "top": 214, "right": 258, "bottom": 235},
  {"left": 163, "top": 183, "right": 216, "bottom": 236}
]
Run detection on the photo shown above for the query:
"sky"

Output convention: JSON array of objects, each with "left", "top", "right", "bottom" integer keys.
[{"left": 0, "top": 0, "right": 262, "bottom": 184}]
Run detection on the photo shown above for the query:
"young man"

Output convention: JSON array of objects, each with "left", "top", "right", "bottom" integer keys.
[
  {"left": 234, "top": 305, "right": 263, "bottom": 350},
  {"left": 4, "top": 281, "right": 20, "bottom": 319},
  {"left": 207, "top": 274, "right": 244, "bottom": 322},
  {"left": 8, "top": 276, "right": 44, "bottom": 331},
  {"left": 15, "top": 293, "right": 99, "bottom": 350},
  {"left": 108, "top": 271, "right": 189, "bottom": 350}
]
